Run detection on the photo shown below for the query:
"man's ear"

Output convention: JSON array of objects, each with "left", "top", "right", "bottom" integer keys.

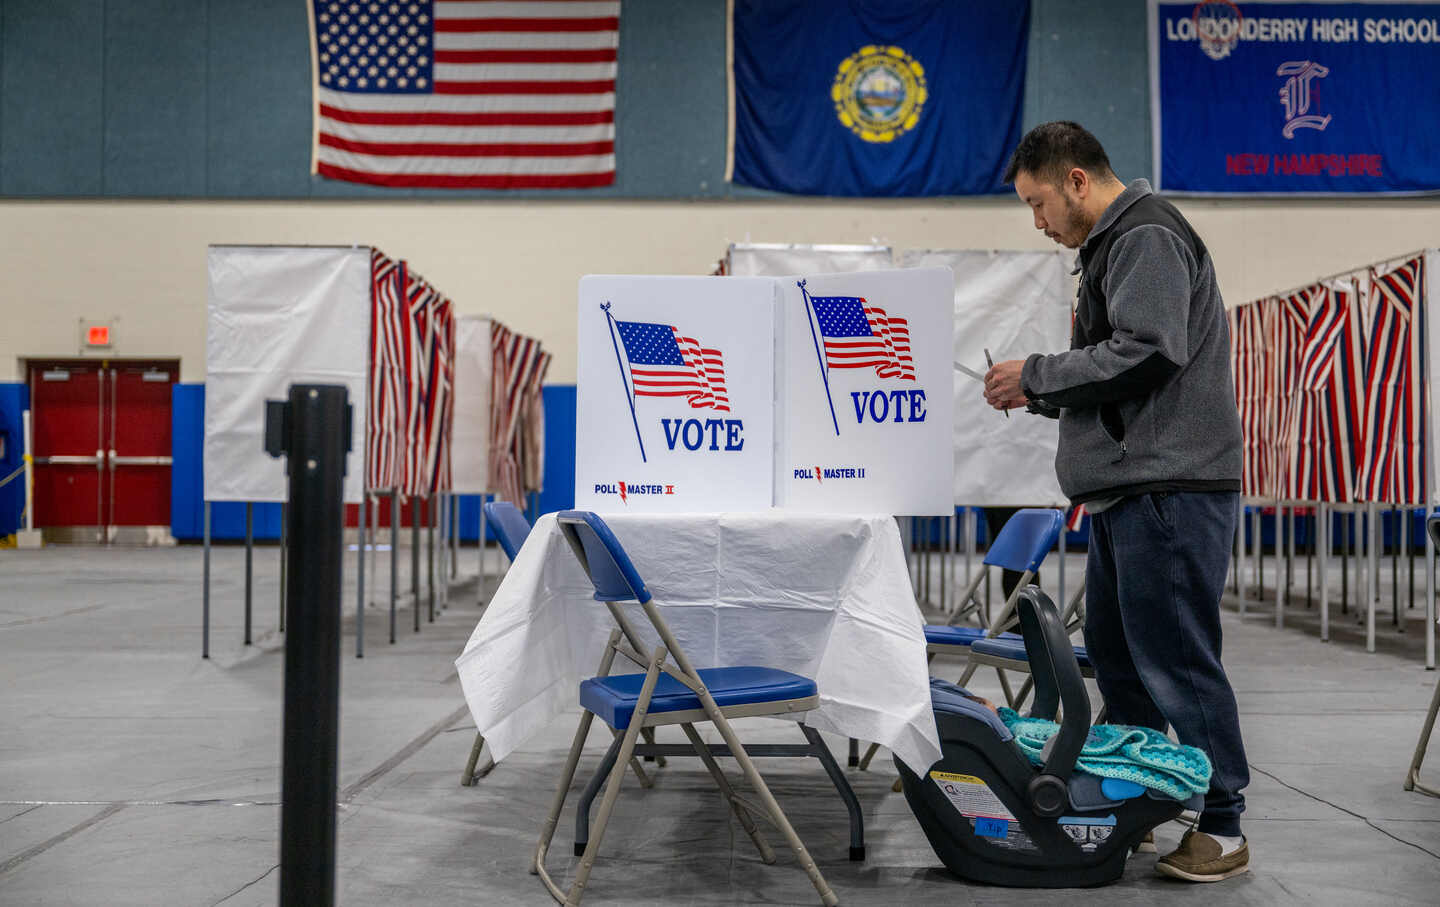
[{"left": 1067, "top": 166, "right": 1089, "bottom": 198}]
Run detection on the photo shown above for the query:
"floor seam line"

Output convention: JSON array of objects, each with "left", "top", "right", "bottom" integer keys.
[
  {"left": 339, "top": 702, "right": 471, "bottom": 805},
  {"left": 0, "top": 804, "right": 44, "bottom": 825},
  {"left": 0, "top": 803, "right": 127, "bottom": 876},
  {"left": 210, "top": 862, "right": 279, "bottom": 906},
  {"left": 1248, "top": 763, "right": 1440, "bottom": 861}
]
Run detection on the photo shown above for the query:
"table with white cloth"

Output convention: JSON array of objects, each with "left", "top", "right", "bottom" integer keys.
[{"left": 454, "top": 511, "right": 943, "bottom": 775}]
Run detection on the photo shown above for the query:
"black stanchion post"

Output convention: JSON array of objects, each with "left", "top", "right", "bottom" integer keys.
[{"left": 265, "top": 385, "right": 351, "bottom": 907}]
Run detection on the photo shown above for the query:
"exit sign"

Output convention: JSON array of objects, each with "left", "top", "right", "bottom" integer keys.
[{"left": 78, "top": 318, "right": 116, "bottom": 354}]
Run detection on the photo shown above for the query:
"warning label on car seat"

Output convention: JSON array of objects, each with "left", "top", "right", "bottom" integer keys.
[
  {"left": 929, "top": 771, "right": 1039, "bottom": 853},
  {"left": 929, "top": 771, "right": 1015, "bottom": 820}
]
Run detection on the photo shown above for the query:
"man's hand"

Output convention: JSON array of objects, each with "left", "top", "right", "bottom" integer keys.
[{"left": 984, "top": 359, "right": 1028, "bottom": 412}]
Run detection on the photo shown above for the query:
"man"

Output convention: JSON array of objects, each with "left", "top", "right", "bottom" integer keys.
[{"left": 983, "top": 122, "right": 1250, "bottom": 882}]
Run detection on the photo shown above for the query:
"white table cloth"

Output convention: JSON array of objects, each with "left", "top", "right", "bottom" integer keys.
[{"left": 455, "top": 511, "right": 942, "bottom": 774}]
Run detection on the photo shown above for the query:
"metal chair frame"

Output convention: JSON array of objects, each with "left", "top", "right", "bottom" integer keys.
[
  {"left": 463, "top": 505, "right": 665, "bottom": 788},
  {"left": 532, "top": 512, "right": 842, "bottom": 907},
  {"left": 1406, "top": 514, "right": 1440, "bottom": 798}
]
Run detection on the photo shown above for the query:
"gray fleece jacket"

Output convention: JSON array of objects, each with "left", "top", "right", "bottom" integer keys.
[{"left": 1019, "top": 179, "right": 1242, "bottom": 505}]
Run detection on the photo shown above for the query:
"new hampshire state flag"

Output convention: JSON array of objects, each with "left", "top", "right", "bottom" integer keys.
[{"left": 730, "top": 0, "right": 1029, "bottom": 196}]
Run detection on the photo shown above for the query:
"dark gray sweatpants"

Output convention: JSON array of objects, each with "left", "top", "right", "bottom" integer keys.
[{"left": 1084, "top": 490, "right": 1249, "bottom": 837}]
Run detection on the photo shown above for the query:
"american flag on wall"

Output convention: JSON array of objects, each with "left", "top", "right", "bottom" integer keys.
[
  {"left": 308, "top": 0, "right": 620, "bottom": 189},
  {"left": 808, "top": 295, "right": 916, "bottom": 380},
  {"left": 614, "top": 320, "right": 731, "bottom": 412},
  {"left": 368, "top": 251, "right": 409, "bottom": 490},
  {"left": 1357, "top": 257, "right": 1426, "bottom": 505}
]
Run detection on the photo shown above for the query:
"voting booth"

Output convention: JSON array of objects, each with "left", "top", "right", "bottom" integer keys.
[
  {"left": 900, "top": 249, "right": 1075, "bottom": 508},
  {"left": 575, "top": 268, "right": 955, "bottom": 515}
]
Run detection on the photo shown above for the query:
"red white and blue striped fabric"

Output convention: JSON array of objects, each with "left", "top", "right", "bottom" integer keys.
[
  {"left": 1288, "top": 281, "right": 1364, "bottom": 503},
  {"left": 1229, "top": 302, "right": 1270, "bottom": 497},
  {"left": 1270, "top": 289, "right": 1311, "bottom": 500},
  {"left": 309, "top": 0, "right": 620, "bottom": 189},
  {"left": 425, "top": 295, "right": 456, "bottom": 494},
  {"left": 399, "top": 272, "right": 455, "bottom": 496},
  {"left": 489, "top": 323, "right": 548, "bottom": 507},
  {"left": 367, "top": 251, "right": 409, "bottom": 490},
  {"left": 1357, "top": 257, "right": 1426, "bottom": 504}
]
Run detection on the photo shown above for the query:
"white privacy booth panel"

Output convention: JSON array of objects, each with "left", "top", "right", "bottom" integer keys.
[
  {"left": 205, "top": 245, "right": 370, "bottom": 503},
  {"left": 727, "top": 242, "right": 894, "bottom": 277},
  {"left": 451, "top": 315, "right": 493, "bottom": 495},
  {"left": 574, "top": 275, "right": 778, "bottom": 513},
  {"left": 903, "top": 249, "right": 1073, "bottom": 507},
  {"left": 775, "top": 267, "right": 955, "bottom": 515}
]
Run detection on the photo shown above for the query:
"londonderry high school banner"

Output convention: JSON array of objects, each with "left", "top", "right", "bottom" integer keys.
[
  {"left": 729, "top": 0, "right": 1029, "bottom": 196},
  {"left": 1150, "top": 1, "right": 1440, "bottom": 194}
]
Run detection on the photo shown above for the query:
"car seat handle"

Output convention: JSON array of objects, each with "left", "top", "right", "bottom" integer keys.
[{"left": 1016, "top": 587, "right": 1091, "bottom": 785}]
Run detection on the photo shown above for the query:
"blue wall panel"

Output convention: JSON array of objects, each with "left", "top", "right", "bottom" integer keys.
[
  {"left": 103, "top": 0, "right": 209, "bottom": 196},
  {"left": 170, "top": 383, "right": 577, "bottom": 541},
  {"left": 537, "top": 384, "right": 577, "bottom": 519},
  {"left": 1, "top": 0, "right": 104, "bottom": 195},
  {"left": 0, "top": 0, "right": 1157, "bottom": 199},
  {"left": 171, "top": 383, "right": 280, "bottom": 541},
  {"left": 0, "top": 382, "right": 29, "bottom": 537}
]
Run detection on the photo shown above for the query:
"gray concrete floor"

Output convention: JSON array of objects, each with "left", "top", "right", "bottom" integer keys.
[{"left": 1, "top": 543, "right": 1439, "bottom": 906}]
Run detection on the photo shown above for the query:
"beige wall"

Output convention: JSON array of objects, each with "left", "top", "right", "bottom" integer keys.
[{"left": 1, "top": 197, "right": 1436, "bottom": 384}]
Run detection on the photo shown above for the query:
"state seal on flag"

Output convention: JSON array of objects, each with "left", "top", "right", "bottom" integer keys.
[{"left": 831, "top": 45, "right": 928, "bottom": 143}]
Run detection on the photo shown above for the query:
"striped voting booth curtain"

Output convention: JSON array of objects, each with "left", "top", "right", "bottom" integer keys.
[
  {"left": 489, "top": 323, "right": 549, "bottom": 508},
  {"left": 399, "top": 271, "right": 455, "bottom": 497},
  {"left": 426, "top": 295, "right": 456, "bottom": 495},
  {"left": 1285, "top": 281, "right": 1364, "bottom": 503},
  {"left": 1231, "top": 255, "right": 1429, "bottom": 507},
  {"left": 1230, "top": 301, "right": 1270, "bottom": 498},
  {"left": 368, "top": 251, "right": 409, "bottom": 491},
  {"left": 1270, "top": 290, "right": 1310, "bottom": 500},
  {"left": 1357, "top": 257, "right": 1427, "bottom": 505}
]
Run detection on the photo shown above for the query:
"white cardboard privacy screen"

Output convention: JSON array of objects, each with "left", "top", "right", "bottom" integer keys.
[
  {"left": 451, "top": 315, "right": 493, "bottom": 494},
  {"left": 902, "top": 250, "right": 1073, "bottom": 507},
  {"left": 574, "top": 276, "right": 777, "bottom": 513},
  {"left": 205, "top": 246, "right": 369, "bottom": 503},
  {"left": 777, "top": 268, "right": 955, "bottom": 515},
  {"left": 727, "top": 243, "right": 894, "bottom": 277}
]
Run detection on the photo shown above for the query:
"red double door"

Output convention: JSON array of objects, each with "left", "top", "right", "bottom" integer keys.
[{"left": 28, "top": 360, "right": 178, "bottom": 542}]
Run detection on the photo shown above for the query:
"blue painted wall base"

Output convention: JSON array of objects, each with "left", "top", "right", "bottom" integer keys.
[{"left": 169, "top": 383, "right": 578, "bottom": 542}]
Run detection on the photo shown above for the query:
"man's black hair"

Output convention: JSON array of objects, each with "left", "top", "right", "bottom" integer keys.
[{"left": 1003, "top": 121, "right": 1116, "bottom": 185}]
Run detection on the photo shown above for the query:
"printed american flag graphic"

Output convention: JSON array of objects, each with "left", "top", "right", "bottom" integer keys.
[
  {"left": 615, "top": 320, "right": 730, "bottom": 412},
  {"left": 309, "top": 0, "right": 619, "bottom": 189},
  {"left": 810, "top": 296, "right": 916, "bottom": 380}
]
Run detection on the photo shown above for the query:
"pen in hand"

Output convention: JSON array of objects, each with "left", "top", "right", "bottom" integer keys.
[{"left": 984, "top": 348, "right": 1009, "bottom": 418}]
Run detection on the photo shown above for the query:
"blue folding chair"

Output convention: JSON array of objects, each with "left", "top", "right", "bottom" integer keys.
[
  {"left": 533, "top": 511, "right": 846, "bottom": 907},
  {"left": 857, "top": 508, "right": 1075, "bottom": 773},
  {"left": 950, "top": 509, "right": 1093, "bottom": 708},
  {"left": 485, "top": 499, "right": 533, "bottom": 564},
  {"left": 461, "top": 501, "right": 534, "bottom": 786}
]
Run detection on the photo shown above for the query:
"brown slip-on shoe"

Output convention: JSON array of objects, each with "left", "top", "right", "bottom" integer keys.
[
  {"left": 1156, "top": 830, "right": 1250, "bottom": 882},
  {"left": 1132, "top": 830, "right": 1157, "bottom": 855}
]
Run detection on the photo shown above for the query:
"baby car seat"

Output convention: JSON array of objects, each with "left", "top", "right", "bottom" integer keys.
[{"left": 896, "top": 587, "right": 1204, "bottom": 887}]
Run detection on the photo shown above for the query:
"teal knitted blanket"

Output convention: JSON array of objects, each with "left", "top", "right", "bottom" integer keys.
[{"left": 997, "top": 708, "right": 1212, "bottom": 800}]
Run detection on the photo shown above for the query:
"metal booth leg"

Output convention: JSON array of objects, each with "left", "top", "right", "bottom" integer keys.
[
  {"left": 244, "top": 501, "right": 253, "bottom": 645},
  {"left": 202, "top": 500, "right": 211, "bottom": 658},
  {"left": 390, "top": 491, "right": 398, "bottom": 644}
]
